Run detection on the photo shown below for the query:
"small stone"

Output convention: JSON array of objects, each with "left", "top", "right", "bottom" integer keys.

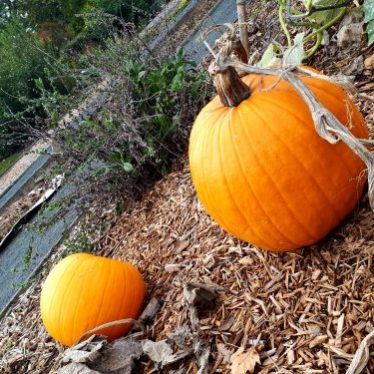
[{"left": 321, "top": 30, "right": 330, "bottom": 46}]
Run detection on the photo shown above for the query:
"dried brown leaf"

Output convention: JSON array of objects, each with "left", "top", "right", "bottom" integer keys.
[
  {"left": 92, "top": 339, "right": 142, "bottom": 373},
  {"left": 230, "top": 347, "right": 261, "bottom": 374},
  {"left": 217, "top": 343, "right": 233, "bottom": 363},
  {"left": 62, "top": 336, "right": 106, "bottom": 364},
  {"left": 142, "top": 340, "right": 174, "bottom": 365},
  {"left": 58, "top": 363, "right": 100, "bottom": 374},
  {"left": 142, "top": 339, "right": 193, "bottom": 368},
  {"left": 183, "top": 282, "right": 219, "bottom": 330}
]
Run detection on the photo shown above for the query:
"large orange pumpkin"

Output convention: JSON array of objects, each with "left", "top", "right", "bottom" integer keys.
[
  {"left": 40, "top": 253, "right": 146, "bottom": 346},
  {"left": 189, "top": 68, "right": 368, "bottom": 252}
]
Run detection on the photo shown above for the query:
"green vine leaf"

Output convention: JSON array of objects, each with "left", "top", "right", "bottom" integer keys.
[
  {"left": 368, "top": 20, "right": 374, "bottom": 45},
  {"left": 363, "top": 0, "right": 374, "bottom": 22},
  {"left": 363, "top": 0, "right": 374, "bottom": 45},
  {"left": 283, "top": 33, "right": 306, "bottom": 64},
  {"left": 307, "top": 0, "right": 346, "bottom": 24},
  {"left": 257, "top": 44, "right": 281, "bottom": 68}
]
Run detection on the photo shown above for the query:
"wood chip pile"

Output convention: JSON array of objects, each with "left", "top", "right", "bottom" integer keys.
[{"left": 93, "top": 157, "right": 373, "bottom": 373}]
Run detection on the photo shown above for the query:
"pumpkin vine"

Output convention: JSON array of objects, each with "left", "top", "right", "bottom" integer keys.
[{"left": 275, "top": 0, "right": 354, "bottom": 62}]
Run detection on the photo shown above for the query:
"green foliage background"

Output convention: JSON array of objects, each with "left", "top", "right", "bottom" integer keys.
[{"left": 0, "top": 0, "right": 163, "bottom": 158}]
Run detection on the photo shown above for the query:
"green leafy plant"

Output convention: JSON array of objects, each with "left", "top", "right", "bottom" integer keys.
[
  {"left": 64, "top": 233, "right": 93, "bottom": 255},
  {"left": 0, "top": 19, "right": 49, "bottom": 157},
  {"left": 260, "top": 0, "right": 354, "bottom": 66},
  {"left": 0, "top": 152, "right": 22, "bottom": 176},
  {"left": 50, "top": 37, "right": 209, "bottom": 196},
  {"left": 363, "top": 0, "right": 374, "bottom": 45}
]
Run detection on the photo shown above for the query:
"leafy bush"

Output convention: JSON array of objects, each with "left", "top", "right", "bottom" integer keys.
[
  {"left": 0, "top": 1, "right": 171, "bottom": 159},
  {"left": 51, "top": 36, "right": 209, "bottom": 195},
  {"left": 91, "top": 0, "right": 158, "bottom": 23},
  {"left": 0, "top": 19, "right": 49, "bottom": 157}
]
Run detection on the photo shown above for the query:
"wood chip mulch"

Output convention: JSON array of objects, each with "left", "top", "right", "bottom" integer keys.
[
  {"left": 0, "top": 110, "right": 373, "bottom": 373},
  {"left": 93, "top": 156, "right": 373, "bottom": 373}
]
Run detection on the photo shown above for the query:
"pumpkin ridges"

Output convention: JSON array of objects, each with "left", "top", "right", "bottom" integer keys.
[
  {"left": 70, "top": 256, "right": 92, "bottom": 346},
  {"left": 41, "top": 254, "right": 145, "bottom": 346},
  {"left": 217, "top": 109, "right": 270, "bottom": 243},
  {"left": 228, "top": 106, "right": 304, "bottom": 247},
  {"left": 65, "top": 255, "right": 98, "bottom": 346},
  {"left": 191, "top": 96, "right": 305, "bottom": 248},
  {"left": 256, "top": 80, "right": 367, "bottom": 214},
  {"left": 98, "top": 257, "right": 115, "bottom": 338},
  {"left": 303, "top": 76, "right": 368, "bottom": 140},
  {"left": 128, "top": 263, "right": 143, "bottom": 319},
  {"left": 95, "top": 261, "right": 145, "bottom": 341},
  {"left": 240, "top": 103, "right": 327, "bottom": 244},
  {"left": 83, "top": 256, "right": 108, "bottom": 343},
  {"left": 42, "top": 255, "right": 76, "bottom": 341},
  {"left": 113, "top": 262, "right": 133, "bottom": 338},
  {"left": 239, "top": 100, "right": 329, "bottom": 247},
  {"left": 96, "top": 259, "right": 120, "bottom": 340},
  {"left": 198, "top": 108, "right": 241, "bottom": 232},
  {"left": 249, "top": 98, "right": 344, "bottom": 222},
  {"left": 58, "top": 256, "right": 88, "bottom": 346},
  {"left": 111, "top": 261, "right": 128, "bottom": 337},
  {"left": 302, "top": 79, "right": 369, "bottom": 146},
  {"left": 252, "top": 80, "right": 367, "bottom": 194},
  {"left": 216, "top": 111, "right": 249, "bottom": 235},
  {"left": 257, "top": 106, "right": 343, "bottom": 241},
  {"left": 189, "top": 70, "right": 368, "bottom": 251},
  {"left": 51, "top": 257, "right": 74, "bottom": 344},
  {"left": 256, "top": 94, "right": 357, "bottom": 178},
  {"left": 247, "top": 98, "right": 365, "bottom": 248}
]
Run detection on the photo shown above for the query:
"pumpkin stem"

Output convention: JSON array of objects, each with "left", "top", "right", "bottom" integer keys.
[
  {"left": 209, "top": 64, "right": 251, "bottom": 107},
  {"left": 206, "top": 22, "right": 251, "bottom": 107}
]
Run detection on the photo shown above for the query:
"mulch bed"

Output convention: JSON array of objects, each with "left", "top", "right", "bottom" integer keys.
[
  {"left": 96, "top": 155, "right": 373, "bottom": 373},
  {"left": 0, "top": 2, "right": 373, "bottom": 373}
]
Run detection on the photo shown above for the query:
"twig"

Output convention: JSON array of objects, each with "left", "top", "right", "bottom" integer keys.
[{"left": 236, "top": 0, "right": 249, "bottom": 60}]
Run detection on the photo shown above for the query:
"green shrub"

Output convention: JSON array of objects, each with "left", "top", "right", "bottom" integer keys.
[
  {"left": 51, "top": 36, "right": 210, "bottom": 195},
  {"left": 0, "top": 19, "right": 49, "bottom": 157}
]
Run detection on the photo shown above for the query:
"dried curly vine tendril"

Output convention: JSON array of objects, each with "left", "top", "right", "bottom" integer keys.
[
  {"left": 76, "top": 318, "right": 144, "bottom": 344},
  {"left": 202, "top": 26, "right": 374, "bottom": 210}
]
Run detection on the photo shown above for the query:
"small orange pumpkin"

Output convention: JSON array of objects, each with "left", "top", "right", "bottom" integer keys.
[
  {"left": 40, "top": 253, "right": 146, "bottom": 346},
  {"left": 189, "top": 67, "right": 368, "bottom": 252}
]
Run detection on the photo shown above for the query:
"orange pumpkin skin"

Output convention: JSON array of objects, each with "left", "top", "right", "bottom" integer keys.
[
  {"left": 189, "top": 72, "right": 368, "bottom": 252},
  {"left": 40, "top": 253, "right": 146, "bottom": 346}
]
